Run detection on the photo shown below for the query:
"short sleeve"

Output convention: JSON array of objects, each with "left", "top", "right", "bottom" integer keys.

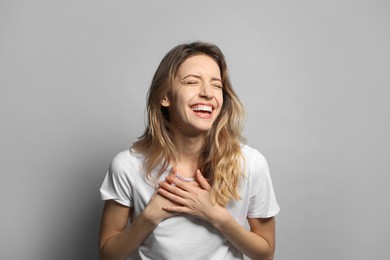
[
  {"left": 247, "top": 150, "right": 280, "bottom": 218},
  {"left": 100, "top": 152, "right": 133, "bottom": 207}
]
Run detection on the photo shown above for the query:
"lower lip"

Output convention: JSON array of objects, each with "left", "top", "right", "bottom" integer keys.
[{"left": 193, "top": 110, "right": 213, "bottom": 119}]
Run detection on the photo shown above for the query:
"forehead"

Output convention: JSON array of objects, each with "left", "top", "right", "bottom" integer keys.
[{"left": 177, "top": 55, "right": 221, "bottom": 77}]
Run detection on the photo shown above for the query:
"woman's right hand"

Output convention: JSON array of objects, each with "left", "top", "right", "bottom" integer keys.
[
  {"left": 99, "top": 193, "right": 178, "bottom": 259},
  {"left": 142, "top": 191, "right": 179, "bottom": 225},
  {"left": 143, "top": 168, "right": 201, "bottom": 225},
  {"left": 99, "top": 171, "right": 200, "bottom": 259}
]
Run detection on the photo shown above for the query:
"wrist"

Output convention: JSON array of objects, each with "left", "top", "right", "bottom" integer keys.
[
  {"left": 141, "top": 207, "right": 161, "bottom": 227},
  {"left": 209, "top": 205, "right": 231, "bottom": 230}
]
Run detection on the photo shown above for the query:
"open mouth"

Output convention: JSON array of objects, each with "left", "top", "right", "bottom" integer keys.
[{"left": 191, "top": 104, "right": 213, "bottom": 115}]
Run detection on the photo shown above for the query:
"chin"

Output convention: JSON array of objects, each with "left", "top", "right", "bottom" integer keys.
[{"left": 193, "top": 123, "right": 215, "bottom": 133}]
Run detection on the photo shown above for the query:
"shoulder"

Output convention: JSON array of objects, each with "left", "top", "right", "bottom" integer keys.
[
  {"left": 109, "top": 149, "right": 144, "bottom": 175},
  {"left": 240, "top": 144, "right": 270, "bottom": 182},
  {"left": 241, "top": 144, "right": 268, "bottom": 169}
]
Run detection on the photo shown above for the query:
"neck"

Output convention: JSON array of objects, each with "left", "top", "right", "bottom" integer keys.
[{"left": 171, "top": 130, "right": 206, "bottom": 178}]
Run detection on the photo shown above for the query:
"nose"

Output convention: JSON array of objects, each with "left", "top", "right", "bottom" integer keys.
[{"left": 199, "top": 82, "right": 213, "bottom": 99}]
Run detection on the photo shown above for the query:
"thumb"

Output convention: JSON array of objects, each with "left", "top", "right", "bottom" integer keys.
[
  {"left": 169, "top": 167, "right": 177, "bottom": 177},
  {"left": 196, "top": 169, "right": 211, "bottom": 191}
]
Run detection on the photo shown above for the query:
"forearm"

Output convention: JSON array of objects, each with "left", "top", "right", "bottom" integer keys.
[
  {"left": 211, "top": 210, "right": 274, "bottom": 260},
  {"left": 100, "top": 212, "right": 157, "bottom": 260},
  {"left": 158, "top": 174, "right": 275, "bottom": 259}
]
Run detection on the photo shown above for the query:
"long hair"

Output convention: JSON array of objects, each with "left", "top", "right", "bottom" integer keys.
[{"left": 132, "top": 41, "right": 246, "bottom": 206}]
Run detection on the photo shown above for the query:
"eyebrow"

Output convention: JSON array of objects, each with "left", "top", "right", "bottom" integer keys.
[{"left": 182, "top": 74, "right": 222, "bottom": 82}]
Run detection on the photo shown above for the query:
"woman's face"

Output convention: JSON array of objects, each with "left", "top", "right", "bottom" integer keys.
[{"left": 161, "top": 54, "right": 224, "bottom": 136}]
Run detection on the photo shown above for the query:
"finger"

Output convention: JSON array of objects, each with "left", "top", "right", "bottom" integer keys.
[
  {"left": 157, "top": 185, "right": 193, "bottom": 206},
  {"left": 195, "top": 169, "right": 211, "bottom": 191},
  {"left": 162, "top": 205, "right": 190, "bottom": 214},
  {"left": 158, "top": 188, "right": 187, "bottom": 205},
  {"left": 188, "top": 180, "right": 200, "bottom": 188},
  {"left": 169, "top": 167, "right": 177, "bottom": 177},
  {"left": 165, "top": 168, "right": 177, "bottom": 185},
  {"left": 159, "top": 181, "right": 190, "bottom": 198},
  {"left": 165, "top": 175, "right": 196, "bottom": 192}
]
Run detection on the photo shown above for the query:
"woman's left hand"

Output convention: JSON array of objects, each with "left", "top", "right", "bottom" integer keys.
[
  {"left": 159, "top": 169, "right": 276, "bottom": 259},
  {"left": 157, "top": 169, "right": 226, "bottom": 223}
]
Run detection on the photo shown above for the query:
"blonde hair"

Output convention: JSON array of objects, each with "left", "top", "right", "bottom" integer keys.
[{"left": 132, "top": 41, "right": 246, "bottom": 206}]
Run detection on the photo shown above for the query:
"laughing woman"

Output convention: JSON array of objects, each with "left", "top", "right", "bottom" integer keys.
[{"left": 99, "top": 42, "right": 280, "bottom": 260}]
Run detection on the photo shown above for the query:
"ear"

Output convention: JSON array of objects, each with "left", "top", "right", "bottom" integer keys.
[{"left": 161, "top": 96, "right": 170, "bottom": 107}]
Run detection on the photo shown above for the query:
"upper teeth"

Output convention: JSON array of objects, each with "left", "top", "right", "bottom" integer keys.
[{"left": 192, "top": 105, "right": 212, "bottom": 112}]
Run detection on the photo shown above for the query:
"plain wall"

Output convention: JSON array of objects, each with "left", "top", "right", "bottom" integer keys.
[{"left": 1, "top": 1, "right": 389, "bottom": 259}]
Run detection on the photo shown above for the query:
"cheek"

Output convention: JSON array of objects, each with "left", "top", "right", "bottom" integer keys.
[
  {"left": 175, "top": 87, "right": 193, "bottom": 100},
  {"left": 217, "top": 91, "right": 224, "bottom": 107},
  {"left": 171, "top": 93, "right": 192, "bottom": 115}
]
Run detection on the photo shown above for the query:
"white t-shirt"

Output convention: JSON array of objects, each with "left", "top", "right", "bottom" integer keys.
[{"left": 100, "top": 144, "right": 280, "bottom": 260}]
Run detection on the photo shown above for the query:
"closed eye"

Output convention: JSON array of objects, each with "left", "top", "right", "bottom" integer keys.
[
  {"left": 211, "top": 77, "right": 223, "bottom": 89},
  {"left": 183, "top": 80, "right": 201, "bottom": 86}
]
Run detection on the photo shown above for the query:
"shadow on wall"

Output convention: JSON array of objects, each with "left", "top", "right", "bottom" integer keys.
[{"left": 40, "top": 151, "right": 110, "bottom": 260}]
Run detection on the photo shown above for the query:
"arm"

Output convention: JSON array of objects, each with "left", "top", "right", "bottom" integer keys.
[
  {"left": 158, "top": 170, "right": 275, "bottom": 260},
  {"left": 212, "top": 212, "right": 276, "bottom": 260},
  {"left": 99, "top": 192, "right": 177, "bottom": 260}
]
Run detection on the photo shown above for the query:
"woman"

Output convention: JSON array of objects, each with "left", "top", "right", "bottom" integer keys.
[{"left": 99, "top": 41, "right": 280, "bottom": 260}]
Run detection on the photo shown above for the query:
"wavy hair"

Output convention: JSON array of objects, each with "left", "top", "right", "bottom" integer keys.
[{"left": 132, "top": 41, "right": 246, "bottom": 206}]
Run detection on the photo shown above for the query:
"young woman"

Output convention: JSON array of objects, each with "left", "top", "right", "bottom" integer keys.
[{"left": 99, "top": 42, "right": 280, "bottom": 260}]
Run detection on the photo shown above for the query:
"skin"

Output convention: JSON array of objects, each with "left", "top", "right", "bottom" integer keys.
[
  {"left": 159, "top": 170, "right": 275, "bottom": 260},
  {"left": 161, "top": 54, "right": 224, "bottom": 177},
  {"left": 162, "top": 54, "right": 223, "bottom": 136},
  {"left": 99, "top": 55, "right": 276, "bottom": 260}
]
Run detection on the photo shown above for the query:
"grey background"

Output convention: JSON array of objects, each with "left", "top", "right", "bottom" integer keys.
[{"left": 1, "top": 1, "right": 389, "bottom": 259}]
